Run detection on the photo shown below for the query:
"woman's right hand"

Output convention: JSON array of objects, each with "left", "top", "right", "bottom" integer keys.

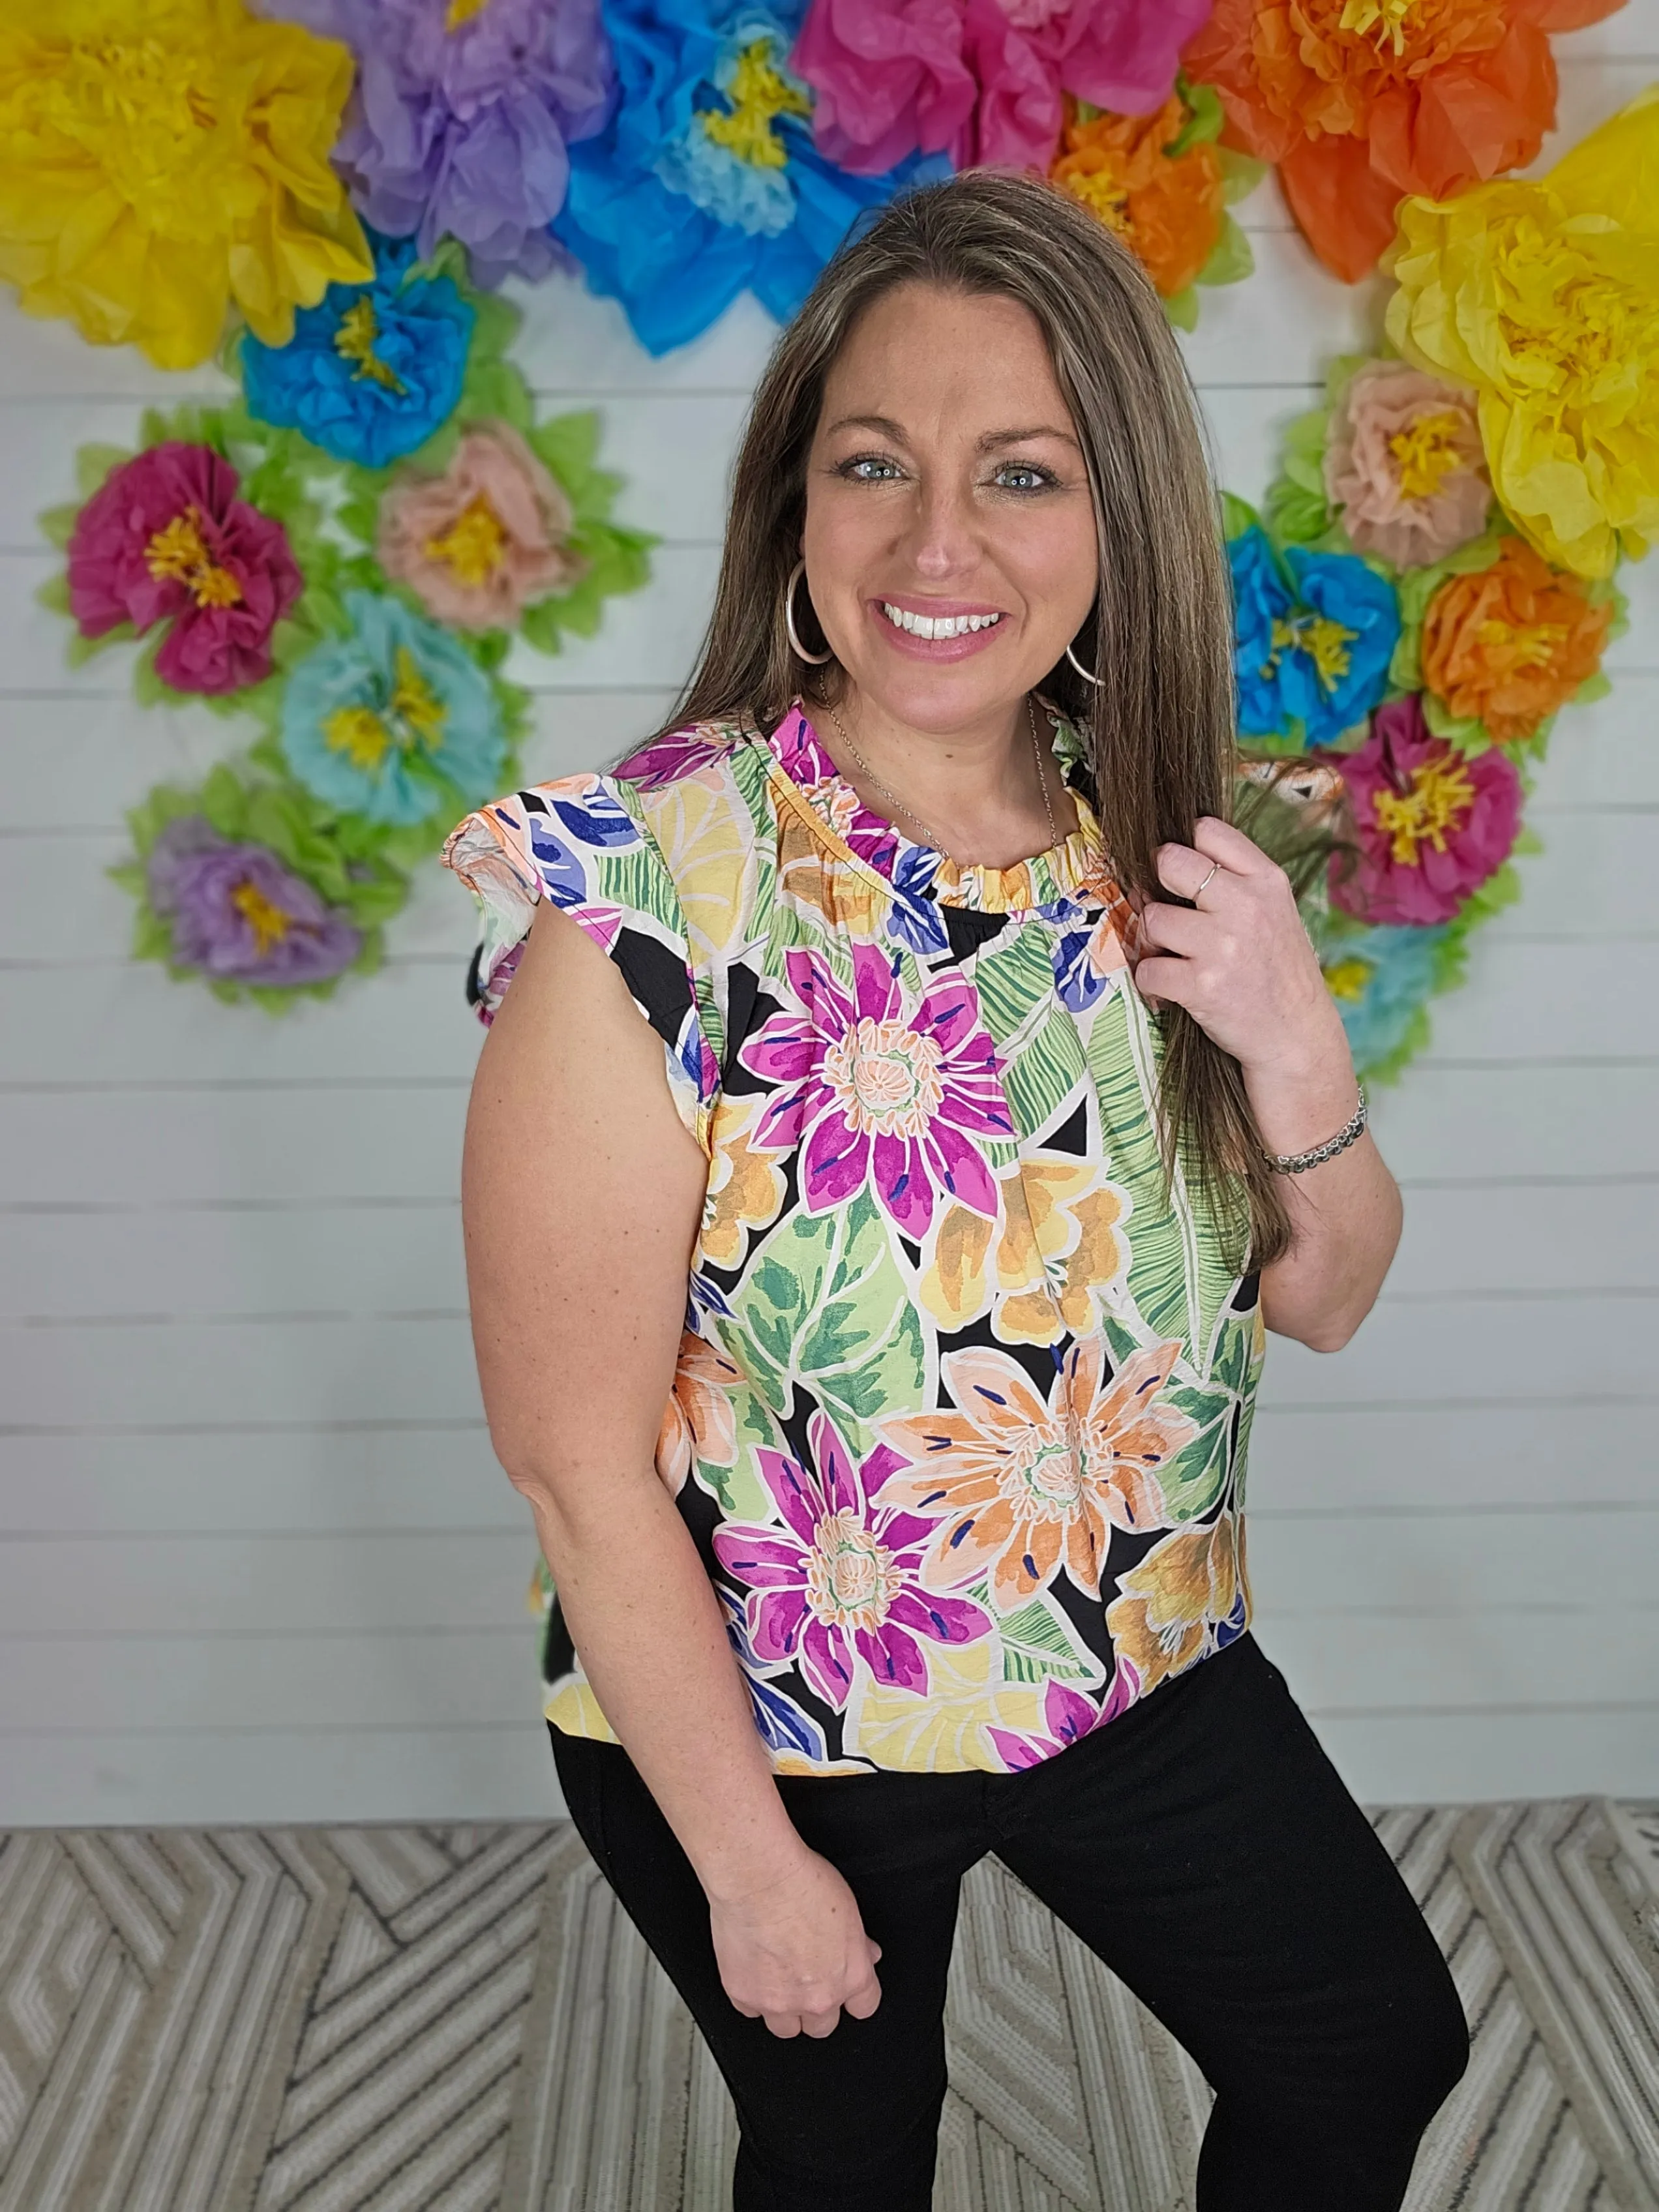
[{"left": 708, "top": 1844, "right": 884, "bottom": 2038}]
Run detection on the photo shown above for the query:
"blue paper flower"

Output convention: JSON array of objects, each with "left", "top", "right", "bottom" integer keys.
[
  {"left": 280, "top": 591, "right": 507, "bottom": 826},
  {"left": 550, "top": 0, "right": 946, "bottom": 355},
  {"left": 1229, "top": 527, "right": 1399, "bottom": 748},
  {"left": 241, "top": 233, "right": 474, "bottom": 470},
  {"left": 1322, "top": 922, "right": 1448, "bottom": 1075}
]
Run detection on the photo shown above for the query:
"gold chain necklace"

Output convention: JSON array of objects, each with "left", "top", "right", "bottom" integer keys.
[{"left": 814, "top": 691, "right": 1060, "bottom": 863}]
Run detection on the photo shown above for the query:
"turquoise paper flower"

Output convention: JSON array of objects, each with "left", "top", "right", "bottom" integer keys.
[
  {"left": 241, "top": 232, "right": 473, "bottom": 470},
  {"left": 280, "top": 591, "right": 506, "bottom": 826},
  {"left": 550, "top": 0, "right": 944, "bottom": 356},
  {"left": 1321, "top": 921, "right": 1448, "bottom": 1077},
  {"left": 1230, "top": 526, "right": 1399, "bottom": 748}
]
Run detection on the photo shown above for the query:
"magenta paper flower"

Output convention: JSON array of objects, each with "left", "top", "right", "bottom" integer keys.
[
  {"left": 985, "top": 1660, "right": 1139, "bottom": 1771},
  {"left": 712, "top": 1411, "right": 994, "bottom": 1711},
  {"left": 792, "top": 0, "right": 1210, "bottom": 176},
  {"left": 1328, "top": 695, "right": 1523, "bottom": 928},
  {"left": 740, "top": 938, "right": 1012, "bottom": 1238},
  {"left": 67, "top": 444, "right": 303, "bottom": 695}
]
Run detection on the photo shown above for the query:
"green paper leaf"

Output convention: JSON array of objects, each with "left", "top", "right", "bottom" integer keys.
[
  {"left": 38, "top": 503, "right": 80, "bottom": 551},
  {"left": 1196, "top": 213, "right": 1253, "bottom": 290},
  {"left": 1162, "top": 286, "right": 1200, "bottom": 333},
  {"left": 74, "top": 443, "right": 132, "bottom": 498},
  {"left": 1170, "top": 75, "right": 1224, "bottom": 153}
]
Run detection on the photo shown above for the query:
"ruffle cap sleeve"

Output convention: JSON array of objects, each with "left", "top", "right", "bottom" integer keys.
[{"left": 443, "top": 775, "right": 719, "bottom": 1154}]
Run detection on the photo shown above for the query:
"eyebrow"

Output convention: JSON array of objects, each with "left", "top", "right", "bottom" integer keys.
[{"left": 824, "top": 413, "right": 1080, "bottom": 452}]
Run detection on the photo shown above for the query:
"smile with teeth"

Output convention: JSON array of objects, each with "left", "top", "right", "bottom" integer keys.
[{"left": 880, "top": 603, "right": 1004, "bottom": 640}]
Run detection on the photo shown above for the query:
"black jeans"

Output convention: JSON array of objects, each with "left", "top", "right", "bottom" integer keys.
[{"left": 552, "top": 1634, "right": 1469, "bottom": 2211}]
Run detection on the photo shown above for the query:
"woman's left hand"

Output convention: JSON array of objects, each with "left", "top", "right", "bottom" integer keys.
[{"left": 1133, "top": 816, "right": 1348, "bottom": 1081}]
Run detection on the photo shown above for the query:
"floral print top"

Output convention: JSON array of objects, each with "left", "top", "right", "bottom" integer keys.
[{"left": 443, "top": 698, "right": 1263, "bottom": 1778}]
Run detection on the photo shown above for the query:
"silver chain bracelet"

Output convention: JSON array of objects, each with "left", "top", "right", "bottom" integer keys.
[{"left": 1264, "top": 1088, "right": 1369, "bottom": 1175}]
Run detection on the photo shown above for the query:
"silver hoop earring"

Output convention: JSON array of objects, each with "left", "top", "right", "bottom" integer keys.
[
  {"left": 785, "top": 560, "right": 833, "bottom": 665},
  {"left": 1064, "top": 638, "right": 1103, "bottom": 688}
]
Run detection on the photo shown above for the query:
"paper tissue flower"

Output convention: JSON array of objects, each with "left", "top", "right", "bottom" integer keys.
[
  {"left": 145, "top": 815, "right": 363, "bottom": 987},
  {"left": 1324, "top": 362, "right": 1491, "bottom": 571},
  {"left": 1328, "top": 694, "right": 1522, "bottom": 926},
  {"left": 1321, "top": 919, "right": 1450, "bottom": 1078},
  {"left": 1385, "top": 85, "right": 1659, "bottom": 580},
  {"left": 280, "top": 590, "right": 508, "bottom": 825},
  {"left": 1229, "top": 526, "right": 1400, "bottom": 747},
  {"left": 1182, "top": 0, "right": 1621, "bottom": 284},
  {"left": 553, "top": 0, "right": 942, "bottom": 355},
  {"left": 241, "top": 233, "right": 475, "bottom": 470},
  {"left": 794, "top": 0, "right": 1212, "bottom": 176},
  {"left": 66, "top": 443, "right": 303, "bottom": 696},
  {"left": 377, "top": 423, "right": 588, "bottom": 631},
  {"left": 0, "top": 0, "right": 372, "bottom": 368},
  {"left": 272, "top": 0, "right": 614, "bottom": 286},
  {"left": 1417, "top": 537, "right": 1614, "bottom": 745},
  {"left": 1049, "top": 93, "right": 1225, "bottom": 304}
]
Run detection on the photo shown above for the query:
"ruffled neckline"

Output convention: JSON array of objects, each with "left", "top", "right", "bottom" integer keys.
[{"left": 764, "top": 696, "right": 1114, "bottom": 916}]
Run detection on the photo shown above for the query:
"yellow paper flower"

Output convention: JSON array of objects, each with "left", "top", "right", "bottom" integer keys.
[
  {"left": 0, "top": 0, "right": 372, "bottom": 369},
  {"left": 1384, "top": 84, "right": 1659, "bottom": 580}
]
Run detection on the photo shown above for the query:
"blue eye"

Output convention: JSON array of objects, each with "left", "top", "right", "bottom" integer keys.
[
  {"left": 841, "top": 456, "right": 903, "bottom": 481},
  {"left": 995, "top": 463, "right": 1053, "bottom": 492}
]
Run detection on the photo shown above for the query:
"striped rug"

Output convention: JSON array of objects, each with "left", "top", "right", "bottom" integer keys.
[{"left": 1, "top": 1799, "right": 1655, "bottom": 2211}]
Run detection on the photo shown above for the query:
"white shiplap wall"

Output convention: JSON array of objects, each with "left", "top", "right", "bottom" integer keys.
[{"left": 3, "top": 18, "right": 1656, "bottom": 1825}]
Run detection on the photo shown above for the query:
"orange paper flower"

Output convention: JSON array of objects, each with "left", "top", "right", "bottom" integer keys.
[
  {"left": 1049, "top": 93, "right": 1225, "bottom": 299},
  {"left": 1181, "top": 0, "right": 1622, "bottom": 283},
  {"left": 1420, "top": 536, "right": 1613, "bottom": 743}
]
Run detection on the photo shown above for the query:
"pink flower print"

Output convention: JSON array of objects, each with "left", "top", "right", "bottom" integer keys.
[
  {"left": 986, "top": 1660, "right": 1141, "bottom": 1772},
  {"left": 712, "top": 1412, "right": 994, "bottom": 1712},
  {"left": 740, "top": 940, "right": 1012, "bottom": 1239}
]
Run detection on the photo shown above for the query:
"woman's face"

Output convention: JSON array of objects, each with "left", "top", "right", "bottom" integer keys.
[{"left": 801, "top": 282, "right": 1099, "bottom": 736}]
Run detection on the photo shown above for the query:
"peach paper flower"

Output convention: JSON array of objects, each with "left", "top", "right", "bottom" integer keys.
[
  {"left": 1049, "top": 93, "right": 1225, "bottom": 300},
  {"left": 1324, "top": 362, "right": 1490, "bottom": 570},
  {"left": 377, "top": 422, "right": 587, "bottom": 633},
  {"left": 1419, "top": 537, "right": 1613, "bottom": 743}
]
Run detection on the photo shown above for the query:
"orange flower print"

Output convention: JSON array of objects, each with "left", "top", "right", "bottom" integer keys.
[
  {"left": 1049, "top": 94, "right": 1226, "bottom": 300},
  {"left": 876, "top": 1339, "right": 1198, "bottom": 1613},
  {"left": 1105, "top": 1512, "right": 1248, "bottom": 1694},
  {"left": 701, "top": 1100, "right": 787, "bottom": 1270},
  {"left": 655, "top": 1330, "right": 743, "bottom": 1497},
  {"left": 1419, "top": 536, "right": 1614, "bottom": 744},
  {"left": 921, "top": 1154, "right": 1131, "bottom": 1345}
]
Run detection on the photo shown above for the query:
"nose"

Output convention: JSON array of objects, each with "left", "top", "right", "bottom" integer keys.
[{"left": 896, "top": 471, "right": 980, "bottom": 582}]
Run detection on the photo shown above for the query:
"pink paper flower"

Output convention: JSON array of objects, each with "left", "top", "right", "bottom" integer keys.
[
  {"left": 67, "top": 443, "right": 303, "bottom": 695},
  {"left": 376, "top": 422, "right": 588, "bottom": 632},
  {"left": 713, "top": 1411, "right": 994, "bottom": 1712},
  {"left": 739, "top": 938, "right": 1013, "bottom": 1240},
  {"left": 1328, "top": 695, "right": 1522, "bottom": 927},
  {"left": 792, "top": 0, "right": 1210, "bottom": 176},
  {"left": 1324, "top": 362, "right": 1491, "bottom": 571}
]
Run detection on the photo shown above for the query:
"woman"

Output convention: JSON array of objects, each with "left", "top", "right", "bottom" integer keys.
[{"left": 446, "top": 170, "right": 1468, "bottom": 2210}]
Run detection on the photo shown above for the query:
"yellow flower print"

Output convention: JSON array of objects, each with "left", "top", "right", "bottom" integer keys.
[
  {"left": 644, "top": 764, "right": 758, "bottom": 964},
  {"left": 843, "top": 1633, "right": 1047, "bottom": 1774},
  {"left": 654, "top": 1330, "right": 743, "bottom": 1497},
  {"left": 877, "top": 1338, "right": 1197, "bottom": 1612},
  {"left": 1384, "top": 84, "right": 1659, "bottom": 579},
  {"left": 701, "top": 1098, "right": 788, "bottom": 1269},
  {"left": 776, "top": 801, "right": 884, "bottom": 936},
  {"left": 921, "top": 1152, "right": 1131, "bottom": 1344},
  {"left": 1105, "top": 1512, "right": 1248, "bottom": 1695}
]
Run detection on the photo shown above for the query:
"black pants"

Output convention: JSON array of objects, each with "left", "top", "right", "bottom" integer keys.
[{"left": 552, "top": 1634, "right": 1468, "bottom": 2211}]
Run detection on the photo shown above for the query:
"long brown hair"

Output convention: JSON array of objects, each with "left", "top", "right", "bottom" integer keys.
[{"left": 659, "top": 167, "right": 1293, "bottom": 1270}]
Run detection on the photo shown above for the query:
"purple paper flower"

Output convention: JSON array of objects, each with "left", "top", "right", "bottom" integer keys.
[
  {"left": 275, "top": 0, "right": 615, "bottom": 285},
  {"left": 712, "top": 1411, "right": 993, "bottom": 1712},
  {"left": 146, "top": 817, "right": 363, "bottom": 987},
  {"left": 985, "top": 1662, "right": 1139, "bottom": 1772},
  {"left": 739, "top": 938, "right": 1011, "bottom": 1239}
]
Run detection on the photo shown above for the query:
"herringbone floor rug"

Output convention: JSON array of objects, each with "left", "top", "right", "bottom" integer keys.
[{"left": 1, "top": 1799, "right": 1656, "bottom": 2212}]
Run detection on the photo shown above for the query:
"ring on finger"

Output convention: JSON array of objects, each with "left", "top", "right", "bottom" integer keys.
[{"left": 1192, "top": 859, "right": 1221, "bottom": 902}]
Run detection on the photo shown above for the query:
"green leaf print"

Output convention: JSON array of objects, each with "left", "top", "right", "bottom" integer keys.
[
  {"left": 994, "top": 1594, "right": 1101, "bottom": 1687},
  {"left": 1154, "top": 1400, "right": 1234, "bottom": 1524},
  {"left": 723, "top": 1191, "right": 927, "bottom": 1451}
]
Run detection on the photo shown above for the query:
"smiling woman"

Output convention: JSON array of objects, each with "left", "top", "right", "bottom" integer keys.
[{"left": 445, "top": 171, "right": 1461, "bottom": 2212}]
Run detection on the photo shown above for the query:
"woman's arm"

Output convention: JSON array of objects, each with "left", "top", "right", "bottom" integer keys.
[
  {"left": 462, "top": 901, "right": 882, "bottom": 2035},
  {"left": 1133, "top": 818, "right": 1403, "bottom": 1352}
]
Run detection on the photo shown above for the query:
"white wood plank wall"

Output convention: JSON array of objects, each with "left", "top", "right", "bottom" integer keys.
[{"left": 3, "top": 17, "right": 1656, "bottom": 1824}]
